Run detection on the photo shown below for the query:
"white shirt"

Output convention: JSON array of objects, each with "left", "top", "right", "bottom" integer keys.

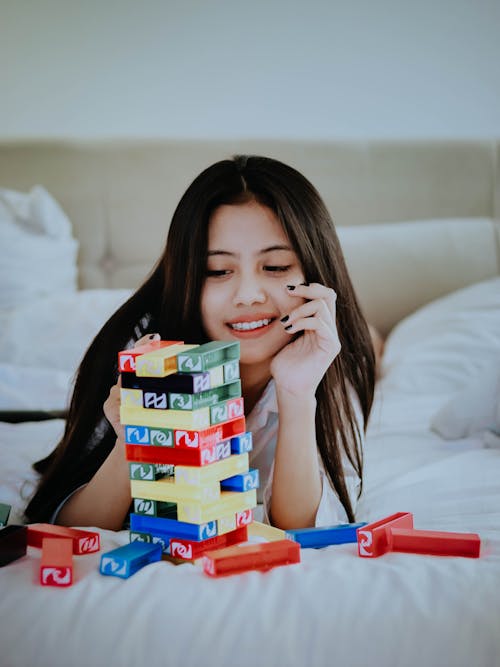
[{"left": 247, "top": 379, "right": 362, "bottom": 526}]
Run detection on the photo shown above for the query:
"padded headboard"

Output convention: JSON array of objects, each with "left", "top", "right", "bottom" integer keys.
[{"left": 1, "top": 139, "right": 499, "bottom": 334}]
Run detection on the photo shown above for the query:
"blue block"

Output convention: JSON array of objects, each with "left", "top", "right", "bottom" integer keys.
[
  {"left": 129, "top": 513, "right": 218, "bottom": 541},
  {"left": 99, "top": 541, "right": 162, "bottom": 578},
  {"left": 125, "top": 425, "right": 150, "bottom": 445},
  {"left": 221, "top": 468, "right": 259, "bottom": 492},
  {"left": 285, "top": 522, "right": 368, "bottom": 548},
  {"left": 230, "top": 432, "right": 253, "bottom": 454}
]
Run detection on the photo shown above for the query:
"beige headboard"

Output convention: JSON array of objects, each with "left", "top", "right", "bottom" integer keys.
[{"left": 1, "top": 139, "right": 499, "bottom": 334}]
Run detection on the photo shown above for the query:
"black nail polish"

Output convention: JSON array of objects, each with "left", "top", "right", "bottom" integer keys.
[
  {"left": 280, "top": 315, "right": 289, "bottom": 323},
  {"left": 284, "top": 324, "right": 293, "bottom": 331},
  {"left": 286, "top": 285, "right": 295, "bottom": 291},
  {"left": 301, "top": 281, "right": 310, "bottom": 286}
]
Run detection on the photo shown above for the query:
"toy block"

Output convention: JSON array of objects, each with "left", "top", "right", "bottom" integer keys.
[
  {"left": 177, "top": 341, "right": 240, "bottom": 373},
  {"left": 129, "top": 462, "right": 175, "bottom": 481},
  {"left": 174, "top": 453, "right": 250, "bottom": 485},
  {"left": 40, "top": 537, "right": 73, "bottom": 587},
  {"left": 170, "top": 525, "right": 248, "bottom": 560},
  {"left": 143, "top": 390, "right": 168, "bottom": 410},
  {"left": 0, "top": 525, "right": 27, "bottom": 566},
  {"left": 221, "top": 469, "right": 259, "bottom": 492},
  {"left": 99, "top": 541, "right": 162, "bottom": 579},
  {"left": 177, "top": 489, "right": 257, "bottom": 524},
  {"left": 236, "top": 509, "right": 254, "bottom": 527},
  {"left": 27, "top": 524, "right": 101, "bottom": 554},
  {"left": 118, "top": 340, "right": 182, "bottom": 373},
  {"left": 217, "top": 514, "right": 237, "bottom": 535},
  {"left": 121, "top": 370, "right": 212, "bottom": 394},
  {"left": 120, "top": 388, "right": 143, "bottom": 407},
  {"left": 135, "top": 344, "right": 198, "bottom": 377},
  {"left": 129, "top": 531, "right": 152, "bottom": 543},
  {"left": 173, "top": 416, "right": 246, "bottom": 449},
  {"left": 130, "top": 478, "right": 221, "bottom": 503},
  {"left": 357, "top": 512, "right": 413, "bottom": 558},
  {"left": 203, "top": 539, "right": 301, "bottom": 577},
  {"left": 126, "top": 441, "right": 232, "bottom": 467},
  {"left": 168, "top": 380, "right": 242, "bottom": 411},
  {"left": 389, "top": 528, "right": 481, "bottom": 558},
  {"left": 120, "top": 405, "right": 211, "bottom": 430},
  {"left": 130, "top": 513, "right": 218, "bottom": 541},
  {"left": 210, "top": 397, "right": 245, "bottom": 425},
  {"left": 223, "top": 360, "right": 240, "bottom": 382},
  {"left": 231, "top": 432, "right": 253, "bottom": 454},
  {"left": 125, "top": 425, "right": 174, "bottom": 447},
  {"left": 0, "top": 502, "right": 11, "bottom": 527},
  {"left": 247, "top": 520, "right": 285, "bottom": 542},
  {"left": 133, "top": 498, "right": 177, "bottom": 518},
  {"left": 286, "top": 522, "right": 367, "bottom": 549}
]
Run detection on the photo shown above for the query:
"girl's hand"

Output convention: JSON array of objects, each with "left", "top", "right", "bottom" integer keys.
[
  {"left": 270, "top": 283, "right": 341, "bottom": 398},
  {"left": 103, "top": 333, "right": 160, "bottom": 440}
]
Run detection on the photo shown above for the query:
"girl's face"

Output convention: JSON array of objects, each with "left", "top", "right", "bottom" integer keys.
[{"left": 200, "top": 200, "right": 306, "bottom": 373}]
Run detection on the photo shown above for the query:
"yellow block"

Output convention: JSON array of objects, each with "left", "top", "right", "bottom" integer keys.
[
  {"left": 120, "top": 388, "right": 143, "bottom": 407},
  {"left": 130, "top": 478, "right": 220, "bottom": 503},
  {"left": 208, "top": 366, "right": 224, "bottom": 387},
  {"left": 216, "top": 514, "right": 237, "bottom": 535},
  {"left": 177, "top": 489, "right": 257, "bottom": 523},
  {"left": 120, "top": 405, "right": 211, "bottom": 430},
  {"left": 247, "top": 521, "right": 286, "bottom": 542},
  {"left": 174, "top": 453, "right": 249, "bottom": 485},
  {"left": 135, "top": 344, "right": 198, "bottom": 377}
]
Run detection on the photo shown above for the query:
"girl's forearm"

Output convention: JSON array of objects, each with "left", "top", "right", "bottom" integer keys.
[
  {"left": 56, "top": 439, "right": 131, "bottom": 531},
  {"left": 270, "top": 393, "right": 322, "bottom": 529}
]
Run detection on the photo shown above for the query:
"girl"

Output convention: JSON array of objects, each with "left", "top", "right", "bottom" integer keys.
[{"left": 25, "top": 155, "right": 376, "bottom": 531}]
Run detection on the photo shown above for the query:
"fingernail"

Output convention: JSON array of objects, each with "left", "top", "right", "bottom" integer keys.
[
  {"left": 301, "top": 281, "right": 309, "bottom": 286},
  {"left": 286, "top": 284, "right": 295, "bottom": 291},
  {"left": 149, "top": 333, "right": 159, "bottom": 340},
  {"left": 280, "top": 315, "right": 289, "bottom": 323},
  {"left": 284, "top": 324, "right": 293, "bottom": 331}
]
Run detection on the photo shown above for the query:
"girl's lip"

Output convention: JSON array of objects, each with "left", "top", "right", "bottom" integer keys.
[{"left": 225, "top": 317, "right": 276, "bottom": 338}]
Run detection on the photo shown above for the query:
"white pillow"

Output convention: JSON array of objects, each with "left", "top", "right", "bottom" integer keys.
[
  {"left": 0, "top": 288, "right": 133, "bottom": 373},
  {"left": 381, "top": 277, "right": 500, "bottom": 396},
  {"left": 0, "top": 185, "right": 78, "bottom": 309},
  {"left": 430, "top": 364, "right": 500, "bottom": 440}
]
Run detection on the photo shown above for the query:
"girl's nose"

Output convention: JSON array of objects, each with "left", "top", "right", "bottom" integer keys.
[{"left": 232, "top": 275, "right": 267, "bottom": 306}]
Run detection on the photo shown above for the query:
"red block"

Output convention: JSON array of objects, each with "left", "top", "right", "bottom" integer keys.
[
  {"left": 170, "top": 525, "right": 248, "bottom": 560},
  {"left": 126, "top": 442, "right": 232, "bottom": 466},
  {"left": 40, "top": 537, "right": 73, "bottom": 587},
  {"left": 28, "top": 524, "right": 100, "bottom": 554},
  {"left": 174, "top": 417, "right": 246, "bottom": 449},
  {"left": 202, "top": 539, "right": 301, "bottom": 577},
  {"left": 389, "top": 528, "right": 481, "bottom": 558},
  {"left": 357, "top": 512, "right": 413, "bottom": 558},
  {"left": 118, "top": 340, "right": 182, "bottom": 373}
]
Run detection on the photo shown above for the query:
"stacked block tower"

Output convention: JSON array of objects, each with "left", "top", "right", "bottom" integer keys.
[{"left": 118, "top": 339, "right": 259, "bottom": 561}]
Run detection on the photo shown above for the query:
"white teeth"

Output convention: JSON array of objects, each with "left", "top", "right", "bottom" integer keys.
[{"left": 230, "top": 318, "right": 272, "bottom": 331}]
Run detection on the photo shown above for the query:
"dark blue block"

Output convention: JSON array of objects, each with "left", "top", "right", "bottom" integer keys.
[
  {"left": 230, "top": 432, "right": 253, "bottom": 454},
  {"left": 129, "top": 513, "right": 218, "bottom": 541},
  {"left": 285, "top": 522, "right": 367, "bottom": 548},
  {"left": 221, "top": 468, "right": 259, "bottom": 492},
  {"left": 99, "top": 541, "right": 162, "bottom": 578}
]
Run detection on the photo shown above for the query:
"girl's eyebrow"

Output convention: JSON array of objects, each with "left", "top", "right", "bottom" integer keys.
[{"left": 207, "top": 244, "right": 293, "bottom": 257}]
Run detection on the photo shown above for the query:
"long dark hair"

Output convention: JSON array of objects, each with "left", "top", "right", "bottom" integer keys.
[{"left": 25, "top": 155, "right": 375, "bottom": 523}]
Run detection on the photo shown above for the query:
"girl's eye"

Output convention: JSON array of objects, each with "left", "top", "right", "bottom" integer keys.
[
  {"left": 264, "top": 265, "right": 292, "bottom": 273},
  {"left": 206, "top": 269, "right": 231, "bottom": 277}
]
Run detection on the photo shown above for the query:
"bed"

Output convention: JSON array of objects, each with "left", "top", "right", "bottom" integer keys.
[{"left": 0, "top": 140, "right": 499, "bottom": 667}]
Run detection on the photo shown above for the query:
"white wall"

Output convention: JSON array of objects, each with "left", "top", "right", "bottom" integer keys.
[{"left": 1, "top": 0, "right": 499, "bottom": 139}]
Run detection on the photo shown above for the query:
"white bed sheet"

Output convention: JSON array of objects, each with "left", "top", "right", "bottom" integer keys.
[{"left": 0, "top": 278, "right": 499, "bottom": 667}]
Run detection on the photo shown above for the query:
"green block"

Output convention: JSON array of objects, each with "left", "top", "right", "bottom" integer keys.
[
  {"left": 0, "top": 502, "right": 11, "bottom": 527},
  {"left": 129, "top": 463, "right": 175, "bottom": 481},
  {"left": 149, "top": 427, "right": 174, "bottom": 447},
  {"left": 168, "top": 380, "right": 242, "bottom": 411},
  {"left": 223, "top": 360, "right": 240, "bottom": 382},
  {"left": 133, "top": 498, "right": 178, "bottom": 518},
  {"left": 177, "top": 341, "right": 240, "bottom": 373},
  {"left": 129, "top": 530, "right": 152, "bottom": 543}
]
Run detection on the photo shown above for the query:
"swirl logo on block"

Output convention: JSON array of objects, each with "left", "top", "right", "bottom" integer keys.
[
  {"left": 41, "top": 567, "right": 72, "bottom": 586},
  {"left": 171, "top": 541, "right": 193, "bottom": 559}
]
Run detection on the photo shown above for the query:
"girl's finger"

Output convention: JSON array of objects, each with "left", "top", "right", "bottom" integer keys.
[
  {"left": 283, "top": 316, "right": 341, "bottom": 353},
  {"left": 281, "top": 298, "right": 333, "bottom": 328},
  {"left": 134, "top": 333, "right": 161, "bottom": 348},
  {"left": 286, "top": 283, "right": 337, "bottom": 318}
]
